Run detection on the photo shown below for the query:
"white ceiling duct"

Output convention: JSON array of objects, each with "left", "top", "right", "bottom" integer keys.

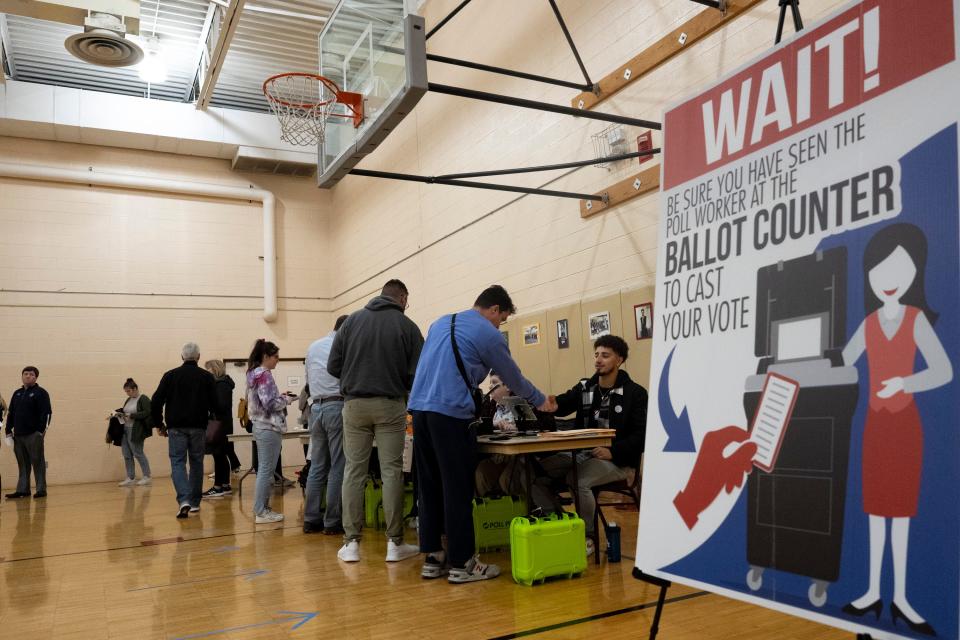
[
  {"left": 0, "top": 0, "right": 142, "bottom": 66},
  {"left": 64, "top": 13, "right": 143, "bottom": 66}
]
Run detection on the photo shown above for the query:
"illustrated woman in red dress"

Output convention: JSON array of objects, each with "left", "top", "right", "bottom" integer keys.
[{"left": 841, "top": 223, "right": 952, "bottom": 636}]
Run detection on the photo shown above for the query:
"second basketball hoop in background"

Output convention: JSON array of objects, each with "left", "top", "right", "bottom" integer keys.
[{"left": 262, "top": 72, "right": 363, "bottom": 146}]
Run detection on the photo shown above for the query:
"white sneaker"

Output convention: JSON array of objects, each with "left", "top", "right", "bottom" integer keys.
[
  {"left": 337, "top": 540, "right": 360, "bottom": 562},
  {"left": 255, "top": 510, "right": 284, "bottom": 524},
  {"left": 385, "top": 540, "right": 419, "bottom": 562},
  {"left": 189, "top": 505, "right": 200, "bottom": 513},
  {"left": 136, "top": 476, "right": 152, "bottom": 486},
  {"left": 421, "top": 552, "right": 448, "bottom": 579},
  {"left": 448, "top": 556, "right": 501, "bottom": 583},
  {"left": 586, "top": 537, "right": 596, "bottom": 557},
  {"left": 118, "top": 478, "right": 135, "bottom": 487}
]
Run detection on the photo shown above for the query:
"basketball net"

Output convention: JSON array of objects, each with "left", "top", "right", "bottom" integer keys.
[{"left": 263, "top": 73, "right": 353, "bottom": 147}]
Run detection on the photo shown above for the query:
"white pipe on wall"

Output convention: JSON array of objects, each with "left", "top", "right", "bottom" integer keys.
[{"left": 0, "top": 162, "right": 279, "bottom": 322}]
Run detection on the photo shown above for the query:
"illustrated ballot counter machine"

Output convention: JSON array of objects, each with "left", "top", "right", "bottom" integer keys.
[{"left": 742, "top": 248, "right": 859, "bottom": 607}]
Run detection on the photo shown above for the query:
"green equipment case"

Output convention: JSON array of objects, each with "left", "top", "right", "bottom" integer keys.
[
  {"left": 509, "top": 512, "right": 587, "bottom": 586},
  {"left": 472, "top": 496, "right": 526, "bottom": 551}
]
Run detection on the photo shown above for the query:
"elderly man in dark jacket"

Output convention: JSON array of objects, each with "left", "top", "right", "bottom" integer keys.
[
  {"left": 531, "top": 334, "right": 647, "bottom": 544},
  {"left": 151, "top": 342, "right": 219, "bottom": 518}
]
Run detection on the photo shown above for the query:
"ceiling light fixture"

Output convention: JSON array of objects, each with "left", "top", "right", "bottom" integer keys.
[{"left": 138, "top": 36, "right": 167, "bottom": 84}]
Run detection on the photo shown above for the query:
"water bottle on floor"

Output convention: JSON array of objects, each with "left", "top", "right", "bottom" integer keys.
[{"left": 605, "top": 522, "right": 621, "bottom": 563}]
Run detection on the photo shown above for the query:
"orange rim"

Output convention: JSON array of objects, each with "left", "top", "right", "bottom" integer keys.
[{"left": 262, "top": 72, "right": 360, "bottom": 118}]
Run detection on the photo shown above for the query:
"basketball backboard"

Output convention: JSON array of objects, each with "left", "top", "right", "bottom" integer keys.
[{"left": 318, "top": 0, "right": 427, "bottom": 188}]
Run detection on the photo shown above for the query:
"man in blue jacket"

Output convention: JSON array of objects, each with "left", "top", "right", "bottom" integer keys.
[{"left": 408, "top": 285, "right": 556, "bottom": 583}]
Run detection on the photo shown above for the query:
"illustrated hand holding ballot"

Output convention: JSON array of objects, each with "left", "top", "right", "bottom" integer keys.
[{"left": 673, "top": 426, "right": 758, "bottom": 529}]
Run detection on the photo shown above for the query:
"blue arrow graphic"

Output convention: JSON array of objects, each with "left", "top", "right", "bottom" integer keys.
[
  {"left": 242, "top": 569, "right": 268, "bottom": 581},
  {"left": 212, "top": 545, "right": 241, "bottom": 554},
  {"left": 172, "top": 611, "right": 318, "bottom": 639},
  {"left": 659, "top": 346, "right": 696, "bottom": 452},
  {"left": 128, "top": 568, "right": 268, "bottom": 591}
]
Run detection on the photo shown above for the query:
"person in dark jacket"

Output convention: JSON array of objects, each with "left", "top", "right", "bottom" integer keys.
[
  {"left": 328, "top": 279, "right": 424, "bottom": 564},
  {"left": 202, "top": 359, "right": 235, "bottom": 499},
  {"left": 116, "top": 378, "right": 153, "bottom": 487},
  {"left": 151, "top": 342, "right": 219, "bottom": 518},
  {"left": 531, "top": 335, "right": 648, "bottom": 545},
  {"left": 5, "top": 366, "right": 53, "bottom": 499}
]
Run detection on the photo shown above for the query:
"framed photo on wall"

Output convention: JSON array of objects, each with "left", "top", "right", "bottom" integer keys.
[
  {"left": 634, "top": 302, "right": 653, "bottom": 340},
  {"left": 557, "top": 319, "right": 569, "bottom": 349},
  {"left": 588, "top": 311, "right": 610, "bottom": 339},
  {"left": 523, "top": 323, "right": 540, "bottom": 346}
]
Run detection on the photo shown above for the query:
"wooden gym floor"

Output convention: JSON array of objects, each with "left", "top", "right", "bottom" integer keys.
[{"left": 0, "top": 473, "right": 851, "bottom": 639}]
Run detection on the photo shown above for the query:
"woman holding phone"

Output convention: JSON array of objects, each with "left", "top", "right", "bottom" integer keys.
[{"left": 246, "top": 339, "right": 296, "bottom": 524}]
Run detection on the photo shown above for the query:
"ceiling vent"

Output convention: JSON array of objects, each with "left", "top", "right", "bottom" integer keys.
[
  {"left": 232, "top": 146, "right": 317, "bottom": 178},
  {"left": 64, "top": 13, "right": 143, "bottom": 66}
]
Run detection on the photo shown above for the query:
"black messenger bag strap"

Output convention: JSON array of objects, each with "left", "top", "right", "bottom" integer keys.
[{"left": 450, "top": 314, "right": 482, "bottom": 417}]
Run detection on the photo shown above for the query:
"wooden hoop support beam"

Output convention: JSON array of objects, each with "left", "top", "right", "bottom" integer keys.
[
  {"left": 570, "top": 0, "right": 763, "bottom": 111},
  {"left": 580, "top": 164, "right": 660, "bottom": 218}
]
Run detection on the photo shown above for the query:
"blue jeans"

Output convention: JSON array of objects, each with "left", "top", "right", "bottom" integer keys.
[
  {"left": 122, "top": 425, "right": 151, "bottom": 479},
  {"left": 304, "top": 401, "right": 345, "bottom": 528},
  {"left": 168, "top": 428, "right": 204, "bottom": 507},
  {"left": 253, "top": 426, "right": 282, "bottom": 515}
]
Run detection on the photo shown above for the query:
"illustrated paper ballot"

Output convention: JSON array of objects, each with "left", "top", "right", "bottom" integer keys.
[{"left": 748, "top": 372, "right": 800, "bottom": 472}]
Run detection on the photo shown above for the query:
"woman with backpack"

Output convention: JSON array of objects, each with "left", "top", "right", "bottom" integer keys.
[{"left": 246, "top": 339, "right": 296, "bottom": 524}]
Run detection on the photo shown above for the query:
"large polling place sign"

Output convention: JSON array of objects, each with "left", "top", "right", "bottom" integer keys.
[{"left": 637, "top": 1, "right": 960, "bottom": 638}]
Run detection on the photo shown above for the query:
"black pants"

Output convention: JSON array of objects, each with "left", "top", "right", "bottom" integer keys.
[
  {"left": 226, "top": 441, "right": 241, "bottom": 470},
  {"left": 412, "top": 411, "right": 477, "bottom": 569},
  {"left": 212, "top": 449, "right": 230, "bottom": 486}
]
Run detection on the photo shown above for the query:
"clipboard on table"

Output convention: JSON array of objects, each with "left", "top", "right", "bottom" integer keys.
[{"left": 747, "top": 372, "right": 800, "bottom": 473}]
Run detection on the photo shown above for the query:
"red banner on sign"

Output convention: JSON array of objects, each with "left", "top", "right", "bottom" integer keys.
[{"left": 662, "top": 0, "right": 956, "bottom": 190}]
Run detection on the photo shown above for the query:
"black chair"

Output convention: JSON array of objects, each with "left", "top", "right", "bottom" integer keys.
[{"left": 590, "top": 455, "right": 642, "bottom": 564}]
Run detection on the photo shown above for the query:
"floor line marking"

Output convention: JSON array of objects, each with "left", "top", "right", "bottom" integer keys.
[
  {"left": 485, "top": 591, "right": 709, "bottom": 639},
  {"left": 0, "top": 524, "right": 299, "bottom": 564}
]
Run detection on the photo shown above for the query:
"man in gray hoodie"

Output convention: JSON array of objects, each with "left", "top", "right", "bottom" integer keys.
[{"left": 328, "top": 279, "right": 424, "bottom": 563}]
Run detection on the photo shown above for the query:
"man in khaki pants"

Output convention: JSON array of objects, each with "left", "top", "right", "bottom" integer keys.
[{"left": 327, "top": 279, "right": 424, "bottom": 563}]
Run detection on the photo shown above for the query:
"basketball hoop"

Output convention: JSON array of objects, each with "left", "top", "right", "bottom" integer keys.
[{"left": 262, "top": 72, "right": 364, "bottom": 146}]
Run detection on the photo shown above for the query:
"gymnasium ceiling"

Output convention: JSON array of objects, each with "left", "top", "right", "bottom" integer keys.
[{"left": 0, "top": 0, "right": 338, "bottom": 112}]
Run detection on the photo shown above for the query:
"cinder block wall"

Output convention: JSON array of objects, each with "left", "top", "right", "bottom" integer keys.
[{"left": 0, "top": 138, "right": 333, "bottom": 485}]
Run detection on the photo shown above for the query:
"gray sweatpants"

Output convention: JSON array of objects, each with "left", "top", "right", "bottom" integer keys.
[{"left": 14, "top": 431, "right": 47, "bottom": 494}]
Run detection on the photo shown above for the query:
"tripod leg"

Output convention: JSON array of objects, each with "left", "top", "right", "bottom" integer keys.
[
  {"left": 650, "top": 582, "right": 669, "bottom": 640},
  {"left": 775, "top": 3, "right": 788, "bottom": 44},
  {"left": 790, "top": 0, "right": 804, "bottom": 32}
]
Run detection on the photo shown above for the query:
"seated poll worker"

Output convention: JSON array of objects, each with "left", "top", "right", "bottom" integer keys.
[
  {"left": 475, "top": 374, "right": 555, "bottom": 497},
  {"left": 530, "top": 334, "right": 647, "bottom": 552}
]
